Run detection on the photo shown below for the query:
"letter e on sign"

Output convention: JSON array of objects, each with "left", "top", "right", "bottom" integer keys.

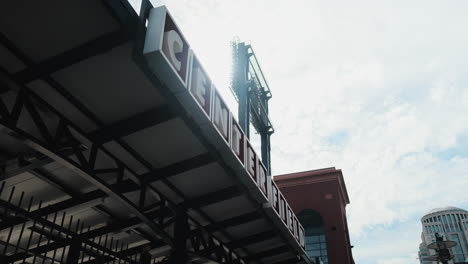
[
  {"left": 212, "top": 89, "right": 230, "bottom": 143},
  {"left": 257, "top": 160, "right": 268, "bottom": 199},
  {"left": 231, "top": 118, "right": 245, "bottom": 165},
  {"left": 162, "top": 14, "right": 189, "bottom": 82},
  {"left": 246, "top": 141, "right": 257, "bottom": 181},
  {"left": 189, "top": 56, "right": 212, "bottom": 117}
]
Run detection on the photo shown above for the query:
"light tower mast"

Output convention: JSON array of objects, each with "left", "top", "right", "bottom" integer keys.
[{"left": 231, "top": 40, "right": 274, "bottom": 174}]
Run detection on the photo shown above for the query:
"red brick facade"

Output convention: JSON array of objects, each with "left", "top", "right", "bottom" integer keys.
[{"left": 275, "top": 168, "right": 354, "bottom": 264}]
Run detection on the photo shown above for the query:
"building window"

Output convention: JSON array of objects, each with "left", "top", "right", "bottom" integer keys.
[
  {"left": 451, "top": 214, "right": 459, "bottom": 231},
  {"left": 442, "top": 215, "right": 450, "bottom": 232},
  {"left": 299, "top": 209, "right": 328, "bottom": 264},
  {"left": 450, "top": 234, "right": 465, "bottom": 263}
]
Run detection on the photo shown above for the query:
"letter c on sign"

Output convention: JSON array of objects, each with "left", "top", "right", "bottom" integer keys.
[{"left": 163, "top": 30, "right": 183, "bottom": 71}]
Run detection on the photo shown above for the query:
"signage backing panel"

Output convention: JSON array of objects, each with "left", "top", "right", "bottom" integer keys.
[
  {"left": 144, "top": 6, "right": 190, "bottom": 93},
  {"left": 143, "top": 5, "right": 306, "bottom": 255}
]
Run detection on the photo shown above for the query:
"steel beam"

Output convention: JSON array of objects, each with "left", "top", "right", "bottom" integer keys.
[
  {"left": 169, "top": 209, "right": 189, "bottom": 264},
  {"left": 244, "top": 245, "right": 290, "bottom": 261},
  {"left": 142, "top": 153, "right": 214, "bottom": 183},
  {"left": 272, "top": 257, "right": 303, "bottom": 264},
  {"left": 89, "top": 105, "right": 176, "bottom": 144},
  {"left": 13, "top": 26, "right": 134, "bottom": 84},
  {"left": 179, "top": 186, "right": 242, "bottom": 209},
  {"left": 0, "top": 84, "right": 173, "bottom": 247},
  {"left": 226, "top": 230, "right": 277, "bottom": 249},
  {"left": 204, "top": 211, "right": 262, "bottom": 232}
]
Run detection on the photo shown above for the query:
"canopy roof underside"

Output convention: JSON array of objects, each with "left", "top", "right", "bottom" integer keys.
[{"left": 0, "top": 1, "right": 309, "bottom": 264}]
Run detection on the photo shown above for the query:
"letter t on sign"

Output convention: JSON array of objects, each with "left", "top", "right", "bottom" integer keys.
[{"left": 212, "top": 90, "right": 230, "bottom": 143}]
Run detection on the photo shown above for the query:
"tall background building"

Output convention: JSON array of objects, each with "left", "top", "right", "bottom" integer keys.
[{"left": 418, "top": 207, "right": 468, "bottom": 264}]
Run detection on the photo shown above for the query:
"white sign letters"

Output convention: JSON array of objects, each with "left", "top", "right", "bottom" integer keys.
[{"left": 144, "top": 5, "right": 305, "bottom": 250}]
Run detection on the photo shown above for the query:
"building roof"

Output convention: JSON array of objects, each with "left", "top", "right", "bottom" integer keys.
[
  {"left": 275, "top": 167, "right": 350, "bottom": 205},
  {"left": 426, "top": 206, "right": 467, "bottom": 215}
]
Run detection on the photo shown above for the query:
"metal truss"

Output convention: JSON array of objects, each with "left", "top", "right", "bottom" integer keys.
[
  {"left": 0, "top": 67, "right": 249, "bottom": 263},
  {"left": 0, "top": 1, "right": 306, "bottom": 263}
]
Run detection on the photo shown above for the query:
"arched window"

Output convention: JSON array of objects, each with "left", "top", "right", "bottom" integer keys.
[{"left": 298, "top": 209, "right": 328, "bottom": 264}]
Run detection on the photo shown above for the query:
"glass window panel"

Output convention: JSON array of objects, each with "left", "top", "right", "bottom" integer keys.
[
  {"left": 438, "top": 216, "right": 441, "bottom": 222},
  {"left": 321, "top": 242, "right": 326, "bottom": 248},
  {"left": 451, "top": 215, "right": 457, "bottom": 231},
  {"left": 310, "top": 250, "right": 320, "bottom": 256},
  {"left": 319, "top": 235, "right": 326, "bottom": 242},
  {"left": 321, "top": 249, "right": 327, "bottom": 255}
]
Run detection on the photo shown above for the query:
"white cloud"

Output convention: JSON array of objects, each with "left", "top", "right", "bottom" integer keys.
[{"left": 152, "top": 1, "right": 468, "bottom": 263}]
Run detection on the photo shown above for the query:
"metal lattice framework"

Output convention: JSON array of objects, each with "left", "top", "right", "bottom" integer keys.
[
  {"left": 230, "top": 40, "right": 274, "bottom": 173},
  {"left": 0, "top": 0, "right": 310, "bottom": 263}
]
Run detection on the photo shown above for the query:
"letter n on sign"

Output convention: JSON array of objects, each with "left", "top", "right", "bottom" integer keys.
[
  {"left": 231, "top": 118, "right": 245, "bottom": 165},
  {"left": 212, "top": 89, "right": 230, "bottom": 144}
]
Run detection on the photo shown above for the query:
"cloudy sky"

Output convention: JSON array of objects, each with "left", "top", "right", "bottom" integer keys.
[{"left": 136, "top": 0, "right": 468, "bottom": 263}]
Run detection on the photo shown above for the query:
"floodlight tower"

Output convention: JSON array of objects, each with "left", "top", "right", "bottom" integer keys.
[{"left": 231, "top": 40, "right": 274, "bottom": 174}]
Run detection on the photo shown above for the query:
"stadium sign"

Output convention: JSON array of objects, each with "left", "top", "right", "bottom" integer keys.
[{"left": 143, "top": 5, "right": 305, "bottom": 250}]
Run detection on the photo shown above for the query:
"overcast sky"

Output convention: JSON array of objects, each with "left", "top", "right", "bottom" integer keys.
[{"left": 137, "top": 1, "right": 468, "bottom": 263}]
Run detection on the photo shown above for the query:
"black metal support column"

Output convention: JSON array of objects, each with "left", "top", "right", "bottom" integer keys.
[
  {"left": 140, "top": 251, "right": 151, "bottom": 264},
  {"left": 237, "top": 43, "right": 250, "bottom": 139},
  {"left": 261, "top": 132, "right": 271, "bottom": 175},
  {"left": 169, "top": 209, "right": 189, "bottom": 264},
  {"left": 66, "top": 239, "right": 81, "bottom": 264}
]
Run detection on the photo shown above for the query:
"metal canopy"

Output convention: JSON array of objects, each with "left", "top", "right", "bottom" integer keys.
[{"left": 0, "top": 0, "right": 310, "bottom": 263}]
